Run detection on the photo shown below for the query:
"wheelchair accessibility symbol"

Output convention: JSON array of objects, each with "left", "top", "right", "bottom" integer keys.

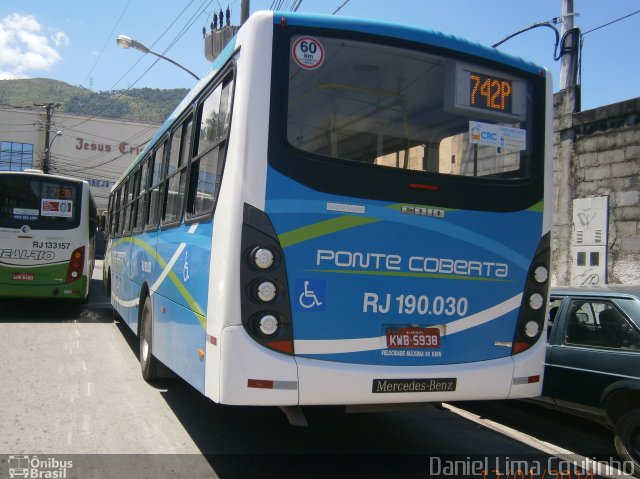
[{"left": 295, "top": 279, "right": 326, "bottom": 311}]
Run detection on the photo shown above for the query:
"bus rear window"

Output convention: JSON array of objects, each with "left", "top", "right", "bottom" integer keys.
[
  {"left": 287, "top": 36, "right": 535, "bottom": 180},
  {"left": 0, "top": 176, "right": 80, "bottom": 229}
]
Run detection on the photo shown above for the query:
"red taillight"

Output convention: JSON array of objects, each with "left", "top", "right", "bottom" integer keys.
[
  {"left": 408, "top": 183, "right": 440, "bottom": 191},
  {"left": 266, "top": 340, "right": 294, "bottom": 354},
  {"left": 512, "top": 341, "right": 531, "bottom": 354},
  {"left": 65, "top": 246, "right": 85, "bottom": 283},
  {"left": 248, "top": 379, "right": 274, "bottom": 389}
]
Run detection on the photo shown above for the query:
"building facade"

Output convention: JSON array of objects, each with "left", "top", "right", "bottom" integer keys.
[{"left": 0, "top": 106, "right": 158, "bottom": 210}]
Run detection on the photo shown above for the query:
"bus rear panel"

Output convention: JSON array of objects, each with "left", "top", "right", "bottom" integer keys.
[
  {"left": 0, "top": 172, "right": 95, "bottom": 300},
  {"left": 220, "top": 13, "right": 551, "bottom": 405}
]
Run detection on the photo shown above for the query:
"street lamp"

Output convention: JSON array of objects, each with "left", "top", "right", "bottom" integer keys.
[
  {"left": 116, "top": 34, "right": 200, "bottom": 81},
  {"left": 42, "top": 130, "right": 62, "bottom": 174}
]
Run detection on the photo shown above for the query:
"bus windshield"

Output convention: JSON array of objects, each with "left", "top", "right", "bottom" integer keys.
[
  {"left": 287, "top": 35, "right": 535, "bottom": 179},
  {"left": 0, "top": 175, "right": 80, "bottom": 230}
]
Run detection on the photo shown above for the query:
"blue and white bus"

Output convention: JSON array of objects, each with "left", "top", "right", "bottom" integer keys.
[{"left": 105, "top": 11, "right": 552, "bottom": 423}]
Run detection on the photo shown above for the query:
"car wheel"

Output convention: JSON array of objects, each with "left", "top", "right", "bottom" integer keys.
[
  {"left": 140, "top": 295, "right": 159, "bottom": 381},
  {"left": 614, "top": 409, "right": 640, "bottom": 476}
]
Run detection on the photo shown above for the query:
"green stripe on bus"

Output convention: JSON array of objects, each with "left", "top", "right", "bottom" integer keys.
[
  {"left": 279, "top": 215, "right": 379, "bottom": 248},
  {"left": 278, "top": 202, "right": 463, "bottom": 249},
  {"left": 113, "top": 237, "right": 206, "bottom": 328},
  {"left": 527, "top": 201, "right": 544, "bottom": 212}
]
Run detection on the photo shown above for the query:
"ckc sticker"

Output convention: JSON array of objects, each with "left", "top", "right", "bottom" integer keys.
[
  {"left": 469, "top": 121, "right": 526, "bottom": 151},
  {"left": 292, "top": 36, "right": 324, "bottom": 70}
]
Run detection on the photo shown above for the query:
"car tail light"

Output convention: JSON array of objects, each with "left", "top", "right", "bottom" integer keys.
[
  {"left": 65, "top": 246, "right": 85, "bottom": 283},
  {"left": 512, "top": 233, "right": 550, "bottom": 355},
  {"left": 240, "top": 204, "right": 294, "bottom": 355}
]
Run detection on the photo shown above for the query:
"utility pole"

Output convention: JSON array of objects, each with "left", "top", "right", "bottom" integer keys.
[
  {"left": 35, "top": 102, "right": 60, "bottom": 174},
  {"left": 559, "top": 0, "right": 578, "bottom": 90},
  {"left": 241, "top": 0, "right": 250, "bottom": 25}
]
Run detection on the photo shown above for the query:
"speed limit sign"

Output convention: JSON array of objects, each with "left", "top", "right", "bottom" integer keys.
[{"left": 291, "top": 36, "right": 325, "bottom": 70}]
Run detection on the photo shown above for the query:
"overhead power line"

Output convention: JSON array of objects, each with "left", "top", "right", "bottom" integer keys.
[
  {"left": 582, "top": 9, "right": 640, "bottom": 35},
  {"left": 79, "top": 0, "right": 133, "bottom": 89},
  {"left": 577, "top": 8, "right": 640, "bottom": 88},
  {"left": 59, "top": 0, "right": 208, "bottom": 130},
  {"left": 332, "top": 0, "right": 351, "bottom": 15}
]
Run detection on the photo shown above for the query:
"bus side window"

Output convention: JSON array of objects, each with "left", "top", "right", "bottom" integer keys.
[
  {"left": 119, "top": 178, "right": 130, "bottom": 234},
  {"left": 134, "top": 156, "right": 151, "bottom": 232},
  {"left": 147, "top": 142, "right": 166, "bottom": 228},
  {"left": 106, "top": 194, "right": 114, "bottom": 237},
  {"left": 123, "top": 168, "right": 140, "bottom": 235},
  {"left": 188, "top": 74, "right": 234, "bottom": 218},
  {"left": 163, "top": 117, "right": 192, "bottom": 225},
  {"left": 131, "top": 168, "right": 142, "bottom": 231},
  {"left": 112, "top": 187, "right": 122, "bottom": 236}
]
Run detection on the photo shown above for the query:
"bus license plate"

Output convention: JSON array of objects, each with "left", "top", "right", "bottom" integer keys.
[
  {"left": 386, "top": 327, "right": 440, "bottom": 349},
  {"left": 12, "top": 273, "right": 34, "bottom": 281}
]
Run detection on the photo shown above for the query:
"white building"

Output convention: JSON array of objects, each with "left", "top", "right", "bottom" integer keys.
[{"left": 0, "top": 106, "right": 159, "bottom": 210}]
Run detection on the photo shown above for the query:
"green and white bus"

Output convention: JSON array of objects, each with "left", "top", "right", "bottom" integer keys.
[{"left": 0, "top": 170, "right": 98, "bottom": 301}]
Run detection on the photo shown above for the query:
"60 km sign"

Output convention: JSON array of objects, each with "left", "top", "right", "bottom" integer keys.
[{"left": 292, "top": 36, "right": 324, "bottom": 70}]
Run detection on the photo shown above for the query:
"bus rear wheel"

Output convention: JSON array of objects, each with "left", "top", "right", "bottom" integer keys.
[{"left": 140, "top": 296, "right": 159, "bottom": 381}]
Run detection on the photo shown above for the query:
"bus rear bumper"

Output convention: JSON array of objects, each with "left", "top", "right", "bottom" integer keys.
[
  {"left": 215, "top": 326, "right": 544, "bottom": 406},
  {"left": 296, "top": 338, "right": 544, "bottom": 405},
  {"left": 0, "top": 277, "right": 88, "bottom": 300},
  {"left": 297, "top": 346, "right": 542, "bottom": 406}
]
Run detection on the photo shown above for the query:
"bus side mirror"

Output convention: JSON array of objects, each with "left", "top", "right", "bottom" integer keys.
[{"left": 99, "top": 214, "right": 106, "bottom": 232}]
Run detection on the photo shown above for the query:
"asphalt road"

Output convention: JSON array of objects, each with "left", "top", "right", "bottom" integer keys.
[{"left": 0, "top": 261, "right": 626, "bottom": 479}]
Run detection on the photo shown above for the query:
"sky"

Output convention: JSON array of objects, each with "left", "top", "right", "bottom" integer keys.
[{"left": 0, "top": 0, "right": 638, "bottom": 111}]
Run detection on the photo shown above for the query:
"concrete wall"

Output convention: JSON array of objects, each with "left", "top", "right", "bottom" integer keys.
[{"left": 553, "top": 88, "right": 640, "bottom": 286}]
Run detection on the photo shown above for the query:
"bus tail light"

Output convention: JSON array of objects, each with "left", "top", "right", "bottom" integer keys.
[
  {"left": 65, "top": 246, "right": 85, "bottom": 283},
  {"left": 512, "top": 233, "right": 550, "bottom": 355},
  {"left": 240, "top": 204, "right": 294, "bottom": 355},
  {"left": 257, "top": 314, "right": 279, "bottom": 335},
  {"left": 251, "top": 247, "right": 275, "bottom": 269}
]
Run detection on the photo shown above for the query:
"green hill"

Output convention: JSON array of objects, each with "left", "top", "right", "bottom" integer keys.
[{"left": 0, "top": 78, "right": 189, "bottom": 124}]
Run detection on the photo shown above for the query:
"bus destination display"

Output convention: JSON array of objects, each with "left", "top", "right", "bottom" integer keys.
[
  {"left": 469, "top": 72, "right": 512, "bottom": 114},
  {"left": 45, "top": 185, "right": 74, "bottom": 200},
  {"left": 445, "top": 61, "right": 527, "bottom": 122}
]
